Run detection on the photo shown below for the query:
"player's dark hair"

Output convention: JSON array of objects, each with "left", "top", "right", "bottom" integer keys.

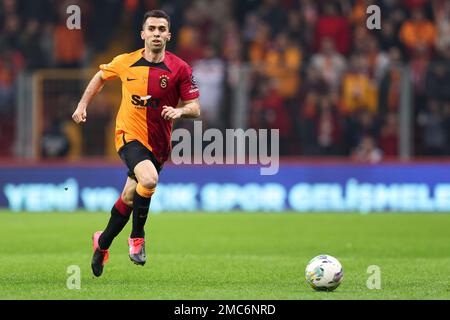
[{"left": 142, "top": 10, "right": 171, "bottom": 30}]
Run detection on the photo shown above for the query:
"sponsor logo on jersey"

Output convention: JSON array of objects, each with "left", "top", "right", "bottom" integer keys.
[{"left": 131, "top": 95, "right": 160, "bottom": 108}]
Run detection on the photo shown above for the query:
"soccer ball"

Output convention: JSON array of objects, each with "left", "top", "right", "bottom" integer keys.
[{"left": 305, "top": 254, "right": 344, "bottom": 291}]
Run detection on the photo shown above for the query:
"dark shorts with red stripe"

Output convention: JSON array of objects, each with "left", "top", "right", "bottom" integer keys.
[{"left": 118, "top": 140, "right": 162, "bottom": 182}]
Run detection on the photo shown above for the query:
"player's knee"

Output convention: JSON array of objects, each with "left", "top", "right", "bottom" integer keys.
[{"left": 139, "top": 175, "right": 158, "bottom": 189}]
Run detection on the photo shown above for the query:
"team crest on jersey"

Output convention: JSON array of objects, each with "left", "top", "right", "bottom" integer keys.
[{"left": 159, "top": 74, "right": 170, "bottom": 89}]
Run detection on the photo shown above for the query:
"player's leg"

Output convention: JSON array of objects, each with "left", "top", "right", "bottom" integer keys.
[
  {"left": 98, "top": 177, "right": 136, "bottom": 248},
  {"left": 91, "top": 177, "right": 136, "bottom": 277},
  {"left": 128, "top": 159, "right": 158, "bottom": 265},
  {"left": 131, "top": 159, "right": 158, "bottom": 238},
  {"left": 117, "top": 140, "right": 161, "bottom": 266}
]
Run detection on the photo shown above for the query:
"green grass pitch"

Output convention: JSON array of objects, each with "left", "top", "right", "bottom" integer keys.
[{"left": 0, "top": 211, "right": 449, "bottom": 300}]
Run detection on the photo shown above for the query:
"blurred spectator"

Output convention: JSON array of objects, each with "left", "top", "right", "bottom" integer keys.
[
  {"left": 417, "top": 100, "right": 447, "bottom": 156},
  {"left": 222, "top": 20, "right": 242, "bottom": 62},
  {"left": 243, "top": 13, "right": 261, "bottom": 43},
  {"left": 314, "top": 2, "right": 351, "bottom": 55},
  {"left": 41, "top": 119, "right": 71, "bottom": 158},
  {"left": 40, "top": 22, "right": 55, "bottom": 66},
  {"left": 1, "top": 0, "right": 17, "bottom": 18},
  {"left": 297, "top": 65, "right": 328, "bottom": 103},
  {"left": 351, "top": 135, "right": 383, "bottom": 163},
  {"left": 341, "top": 54, "right": 377, "bottom": 114},
  {"left": 19, "top": 20, "right": 48, "bottom": 70},
  {"left": 378, "top": 19, "right": 405, "bottom": 53},
  {"left": 425, "top": 60, "right": 450, "bottom": 100},
  {"left": 193, "top": 46, "right": 226, "bottom": 128},
  {"left": 297, "top": 91, "right": 319, "bottom": 155},
  {"left": 315, "top": 95, "right": 342, "bottom": 155},
  {"left": 399, "top": 8, "right": 436, "bottom": 55},
  {"left": 248, "top": 22, "right": 271, "bottom": 65},
  {"left": 383, "top": 0, "right": 408, "bottom": 30},
  {"left": 364, "top": 36, "right": 391, "bottom": 84},
  {"left": 299, "top": 0, "right": 318, "bottom": 51},
  {"left": 0, "top": 49, "right": 24, "bottom": 114},
  {"left": 250, "top": 77, "right": 292, "bottom": 155},
  {"left": 286, "top": 10, "right": 302, "bottom": 42},
  {"left": 0, "top": 14, "right": 21, "bottom": 50},
  {"left": 81, "top": 94, "right": 112, "bottom": 156},
  {"left": 176, "top": 8, "right": 205, "bottom": 64},
  {"left": 263, "top": 32, "right": 302, "bottom": 99},
  {"left": 433, "top": 0, "right": 450, "bottom": 58},
  {"left": 378, "top": 47, "right": 404, "bottom": 115},
  {"left": 352, "top": 24, "right": 370, "bottom": 55},
  {"left": 378, "top": 112, "right": 399, "bottom": 157},
  {"left": 349, "top": 0, "right": 367, "bottom": 26},
  {"left": 410, "top": 43, "right": 431, "bottom": 123},
  {"left": 310, "top": 37, "right": 346, "bottom": 91},
  {"left": 344, "top": 108, "right": 379, "bottom": 154},
  {"left": 257, "top": 0, "right": 288, "bottom": 34}
]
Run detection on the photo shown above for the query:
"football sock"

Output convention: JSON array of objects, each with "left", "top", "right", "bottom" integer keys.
[
  {"left": 98, "top": 197, "right": 132, "bottom": 250},
  {"left": 130, "top": 184, "right": 155, "bottom": 239}
]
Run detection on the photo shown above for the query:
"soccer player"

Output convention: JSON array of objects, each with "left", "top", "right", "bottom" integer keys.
[{"left": 72, "top": 10, "right": 200, "bottom": 277}]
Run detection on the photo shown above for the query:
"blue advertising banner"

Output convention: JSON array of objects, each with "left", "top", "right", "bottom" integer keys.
[{"left": 1, "top": 163, "right": 449, "bottom": 212}]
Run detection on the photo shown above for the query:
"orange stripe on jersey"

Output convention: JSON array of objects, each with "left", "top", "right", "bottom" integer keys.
[{"left": 100, "top": 49, "right": 200, "bottom": 165}]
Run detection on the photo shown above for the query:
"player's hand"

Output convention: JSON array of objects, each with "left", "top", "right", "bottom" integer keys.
[
  {"left": 72, "top": 105, "right": 87, "bottom": 124},
  {"left": 161, "top": 105, "right": 182, "bottom": 121}
]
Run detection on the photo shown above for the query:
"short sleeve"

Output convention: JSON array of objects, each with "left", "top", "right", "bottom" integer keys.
[
  {"left": 179, "top": 64, "right": 200, "bottom": 101},
  {"left": 99, "top": 54, "right": 125, "bottom": 80}
]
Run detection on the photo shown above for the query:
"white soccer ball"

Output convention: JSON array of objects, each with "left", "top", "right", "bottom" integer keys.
[{"left": 305, "top": 254, "right": 344, "bottom": 291}]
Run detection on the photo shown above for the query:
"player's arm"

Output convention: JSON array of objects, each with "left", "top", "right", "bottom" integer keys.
[
  {"left": 161, "top": 98, "right": 201, "bottom": 120},
  {"left": 72, "top": 71, "right": 106, "bottom": 124}
]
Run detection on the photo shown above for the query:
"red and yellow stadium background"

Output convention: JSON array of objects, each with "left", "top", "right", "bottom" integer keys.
[{"left": 1, "top": 0, "right": 449, "bottom": 213}]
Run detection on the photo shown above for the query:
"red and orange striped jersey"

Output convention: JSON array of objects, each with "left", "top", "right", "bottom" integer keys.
[{"left": 100, "top": 48, "right": 199, "bottom": 164}]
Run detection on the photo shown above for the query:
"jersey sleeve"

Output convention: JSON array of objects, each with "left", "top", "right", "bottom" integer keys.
[
  {"left": 179, "top": 64, "right": 200, "bottom": 101},
  {"left": 99, "top": 54, "right": 126, "bottom": 80}
]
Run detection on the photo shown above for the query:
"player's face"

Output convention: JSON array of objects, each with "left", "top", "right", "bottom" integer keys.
[{"left": 141, "top": 17, "right": 171, "bottom": 52}]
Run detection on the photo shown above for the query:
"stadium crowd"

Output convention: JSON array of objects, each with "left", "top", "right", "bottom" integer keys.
[{"left": 1, "top": 0, "right": 450, "bottom": 160}]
